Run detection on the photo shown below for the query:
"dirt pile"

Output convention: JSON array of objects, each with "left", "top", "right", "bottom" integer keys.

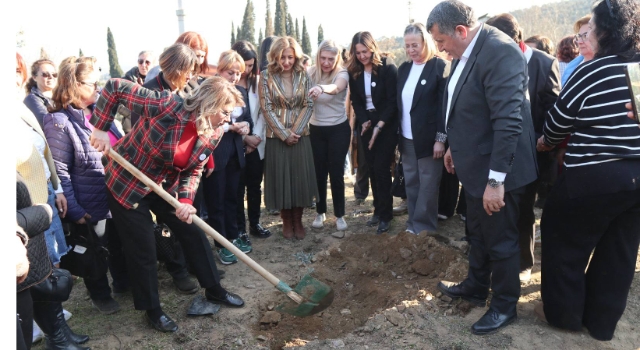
[{"left": 254, "top": 231, "right": 470, "bottom": 349}]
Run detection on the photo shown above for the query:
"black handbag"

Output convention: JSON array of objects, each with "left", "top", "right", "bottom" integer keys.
[
  {"left": 59, "top": 223, "right": 109, "bottom": 280},
  {"left": 391, "top": 156, "right": 406, "bottom": 198},
  {"left": 30, "top": 268, "right": 73, "bottom": 302}
]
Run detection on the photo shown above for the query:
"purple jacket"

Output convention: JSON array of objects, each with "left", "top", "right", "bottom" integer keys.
[{"left": 43, "top": 105, "right": 122, "bottom": 223}]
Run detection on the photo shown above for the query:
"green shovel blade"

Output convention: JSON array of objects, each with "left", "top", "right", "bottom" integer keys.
[{"left": 276, "top": 274, "right": 334, "bottom": 317}]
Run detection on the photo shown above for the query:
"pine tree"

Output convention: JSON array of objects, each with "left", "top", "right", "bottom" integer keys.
[
  {"left": 265, "top": 0, "right": 274, "bottom": 36},
  {"left": 286, "top": 14, "right": 294, "bottom": 37},
  {"left": 106, "top": 27, "right": 123, "bottom": 78},
  {"left": 317, "top": 24, "right": 324, "bottom": 45},
  {"left": 240, "top": 0, "right": 256, "bottom": 44},
  {"left": 40, "top": 47, "right": 49, "bottom": 59},
  {"left": 79, "top": 48, "right": 84, "bottom": 57},
  {"left": 231, "top": 22, "right": 236, "bottom": 46},
  {"left": 258, "top": 29, "right": 264, "bottom": 55},
  {"left": 295, "top": 19, "right": 300, "bottom": 42},
  {"left": 274, "top": 0, "right": 286, "bottom": 36},
  {"left": 301, "top": 17, "right": 312, "bottom": 55}
]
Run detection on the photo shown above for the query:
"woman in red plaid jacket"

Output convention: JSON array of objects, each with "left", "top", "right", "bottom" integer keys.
[{"left": 89, "top": 76, "right": 246, "bottom": 333}]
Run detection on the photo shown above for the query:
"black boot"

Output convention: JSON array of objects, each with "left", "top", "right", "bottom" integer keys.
[
  {"left": 33, "top": 301, "right": 90, "bottom": 350},
  {"left": 55, "top": 303, "right": 90, "bottom": 344}
]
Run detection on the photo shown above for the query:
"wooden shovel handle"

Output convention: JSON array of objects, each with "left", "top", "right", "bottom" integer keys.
[{"left": 107, "top": 149, "right": 298, "bottom": 299}]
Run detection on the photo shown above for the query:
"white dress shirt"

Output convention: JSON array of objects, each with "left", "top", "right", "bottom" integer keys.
[
  {"left": 401, "top": 62, "right": 426, "bottom": 139},
  {"left": 445, "top": 24, "right": 506, "bottom": 182},
  {"left": 363, "top": 71, "right": 375, "bottom": 110}
]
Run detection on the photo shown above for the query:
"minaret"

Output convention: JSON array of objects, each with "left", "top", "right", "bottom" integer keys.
[
  {"left": 176, "top": 0, "right": 186, "bottom": 34},
  {"left": 408, "top": 1, "right": 414, "bottom": 24}
]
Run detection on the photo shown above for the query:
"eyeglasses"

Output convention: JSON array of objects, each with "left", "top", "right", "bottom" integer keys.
[
  {"left": 138, "top": 59, "right": 151, "bottom": 65},
  {"left": 81, "top": 81, "right": 99, "bottom": 89},
  {"left": 40, "top": 72, "right": 58, "bottom": 79},
  {"left": 605, "top": 0, "right": 614, "bottom": 18},
  {"left": 574, "top": 32, "right": 589, "bottom": 43},
  {"left": 220, "top": 109, "right": 233, "bottom": 117}
]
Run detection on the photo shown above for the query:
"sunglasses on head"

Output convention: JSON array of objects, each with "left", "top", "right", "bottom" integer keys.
[
  {"left": 138, "top": 59, "right": 151, "bottom": 65},
  {"left": 605, "top": 0, "right": 614, "bottom": 18},
  {"left": 40, "top": 72, "right": 58, "bottom": 79}
]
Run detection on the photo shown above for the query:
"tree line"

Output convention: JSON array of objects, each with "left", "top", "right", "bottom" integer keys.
[{"left": 231, "top": 0, "right": 323, "bottom": 57}]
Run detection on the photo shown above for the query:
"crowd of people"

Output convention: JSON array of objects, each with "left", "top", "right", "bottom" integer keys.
[{"left": 15, "top": 0, "right": 640, "bottom": 348}]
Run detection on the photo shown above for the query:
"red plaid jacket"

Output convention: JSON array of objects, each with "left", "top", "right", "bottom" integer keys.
[{"left": 90, "top": 79, "right": 221, "bottom": 209}]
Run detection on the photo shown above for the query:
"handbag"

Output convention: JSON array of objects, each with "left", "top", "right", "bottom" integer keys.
[
  {"left": 391, "top": 155, "right": 406, "bottom": 198},
  {"left": 30, "top": 267, "right": 73, "bottom": 302},
  {"left": 59, "top": 222, "right": 109, "bottom": 280}
]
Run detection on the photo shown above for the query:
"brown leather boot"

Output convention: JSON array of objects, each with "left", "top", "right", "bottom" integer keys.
[
  {"left": 280, "top": 209, "right": 294, "bottom": 240},
  {"left": 292, "top": 207, "right": 306, "bottom": 240}
]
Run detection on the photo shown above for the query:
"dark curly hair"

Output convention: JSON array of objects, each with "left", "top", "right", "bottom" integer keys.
[
  {"left": 591, "top": 0, "right": 640, "bottom": 61},
  {"left": 555, "top": 35, "right": 579, "bottom": 62}
]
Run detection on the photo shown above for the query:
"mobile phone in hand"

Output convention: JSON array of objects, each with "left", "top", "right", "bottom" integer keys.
[{"left": 623, "top": 63, "right": 640, "bottom": 123}]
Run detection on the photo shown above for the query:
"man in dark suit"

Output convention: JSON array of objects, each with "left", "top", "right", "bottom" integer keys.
[
  {"left": 485, "top": 13, "right": 560, "bottom": 282},
  {"left": 427, "top": 0, "right": 538, "bottom": 334}
]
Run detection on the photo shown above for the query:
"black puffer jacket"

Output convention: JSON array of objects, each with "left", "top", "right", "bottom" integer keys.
[{"left": 16, "top": 177, "right": 53, "bottom": 292}]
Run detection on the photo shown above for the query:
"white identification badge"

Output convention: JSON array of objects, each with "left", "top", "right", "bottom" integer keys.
[
  {"left": 421, "top": 79, "right": 426, "bottom": 85},
  {"left": 199, "top": 154, "right": 206, "bottom": 161},
  {"left": 371, "top": 82, "right": 376, "bottom": 87},
  {"left": 73, "top": 245, "right": 87, "bottom": 254}
]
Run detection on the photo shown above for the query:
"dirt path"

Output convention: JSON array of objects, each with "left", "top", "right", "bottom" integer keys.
[{"left": 37, "top": 191, "right": 640, "bottom": 350}]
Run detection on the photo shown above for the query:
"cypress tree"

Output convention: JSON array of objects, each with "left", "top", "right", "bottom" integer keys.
[
  {"left": 301, "top": 17, "right": 312, "bottom": 55},
  {"left": 258, "top": 29, "right": 264, "bottom": 55},
  {"left": 40, "top": 47, "right": 49, "bottom": 59},
  {"left": 79, "top": 48, "right": 84, "bottom": 57},
  {"left": 274, "top": 0, "right": 286, "bottom": 36},
  {"left": 295, "top": 19, "right": 300, "bottom": 42},
  {"left": 317, "top": 24, "right": 324, "bottom": 45},
  {"left": 236, "top": 26, "right": 241, "bottom": 45},
  {"left": 265, "top": 0, "right": 274, "bottom": 37},
  {"left": 240, "top": 0, "right": 256, "bottom": 44},
  {"left": 106, "top": 27, "right": 123, "bottom": 78},
  {"left": 231, "top": 22, "right": 236, "bottom": 46},
  {"left": 286, "top": 14, "right": 294, "bottom": 37}
]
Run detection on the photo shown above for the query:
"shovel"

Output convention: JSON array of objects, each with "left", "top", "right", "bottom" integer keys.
[{"left": 108, "top": 149, "right": 333, "bottom": 317}]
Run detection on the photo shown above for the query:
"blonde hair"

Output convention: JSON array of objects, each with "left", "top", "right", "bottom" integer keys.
[
  {"left": 50, "top": 56, "right": 97, "bottom": 111},
  {"left": 217, "top": 50, "right": 246, "bottom": 73},
  {"left": 266, "top": 36, "right": 305, "bottom": 74},
  {"left": 574, "top": 15, "right": 592, "bottom": 33},
  {"left": 183, "top": 76, "right": 245, "bottom": 136},
  {"left": 309, "top": 40, "right": 344, "bottom": 84},
  {"left": 403, "top": 23, "right": 436, "bottom": 63},
  {"left": 159, "top": 43, "right": 198, "bottom": 90}
]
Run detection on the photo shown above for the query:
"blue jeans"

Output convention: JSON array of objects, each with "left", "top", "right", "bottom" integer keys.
[{"left": 44, "top": 182, "right": 69, "bottom": 265}]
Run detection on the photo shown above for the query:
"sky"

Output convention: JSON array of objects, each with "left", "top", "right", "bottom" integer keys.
[{"left": 16, "top": 0, "right": 562, "bottom": 76}]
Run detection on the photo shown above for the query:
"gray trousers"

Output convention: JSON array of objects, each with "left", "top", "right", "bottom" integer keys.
[{"left": 401, "top": 137, "right": 443, "bottom": 233}]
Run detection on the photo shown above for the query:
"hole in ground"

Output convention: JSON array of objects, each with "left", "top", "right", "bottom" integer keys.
[{"left": 254, "top": 232, "right": 470, "bottom": 349}]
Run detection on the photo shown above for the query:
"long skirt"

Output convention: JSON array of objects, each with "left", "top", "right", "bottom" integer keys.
[{"left": 264, "top": 136, "right": 318, "bottom": 210}]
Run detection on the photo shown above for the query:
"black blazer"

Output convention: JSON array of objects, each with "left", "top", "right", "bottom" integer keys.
[
  {"left": 212, "top": 85, "right": 253, "bottom": 171},
  {"left": 527, "top": 48, "right": 560, "bottom": 138},
  {"left": 348, "top": 56, "right": 398, "bottom": 129},
  {"left": 444, "top": 24, "right": 538, "bottom": 198},
  {"left": 396, "top": 57, "right": 450, "bottom": 159}
]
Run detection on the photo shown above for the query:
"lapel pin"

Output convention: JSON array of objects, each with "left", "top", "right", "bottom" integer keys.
[
  {"left": 199, "top": 154, "right": 206, "bottom": 161},
  {"left": 421, "top": 79, "right": 426, "bottom": 85},
  {"left": 371, "top": 82, "right": 376, "bottom": 87}
]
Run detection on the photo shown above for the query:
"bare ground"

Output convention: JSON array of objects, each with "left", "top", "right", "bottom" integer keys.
[{"left": 34, "top": 186, "right": 640, "bottom": 350}]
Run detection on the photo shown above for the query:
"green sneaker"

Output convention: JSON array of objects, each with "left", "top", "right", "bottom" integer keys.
[
  {"left": 217, "top": 248, "right": 238, "bottom": 265},
  {"left": 233, "top": 238, "right": 252, "bottom": 254}
]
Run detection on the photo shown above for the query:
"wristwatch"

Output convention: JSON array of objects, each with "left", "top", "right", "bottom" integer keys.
[{"left": 488, "top": 178, "right": 504, "bottom": 188}]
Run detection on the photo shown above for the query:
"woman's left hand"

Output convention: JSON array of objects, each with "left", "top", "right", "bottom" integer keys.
[
  {"left": 368, "top": 122, "right": 385, "bottom": 150},
  {"left": 536, "top": 136, "right": 554, "bottom": 152},
  {"left": 55, "top": 193, "right": 67, "bottom": 218},
  {"left": 433, "top": 142, "right": 445, "bottom": 159},
  {"left": 308, "top": 86, "right": 323, "bottom": 100},
  {"left": 175, "top": 203, "right": 197, "bottom": 224}
]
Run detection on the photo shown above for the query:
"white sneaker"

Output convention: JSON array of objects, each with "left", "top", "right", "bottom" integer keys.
[
  {"left": 312, "top": 213, "right": 326, "bottom": 228},
  {"left": 406, "top": 229, "right": 416, "bottom": 235},
  {"left": 336, "top": 217, "right": 348, "bottom": 231}
]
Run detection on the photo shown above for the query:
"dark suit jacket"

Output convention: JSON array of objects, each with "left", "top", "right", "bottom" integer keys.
[
  {"left": 212, "top": 85, "right": 252, "bottom": 171},
  {"left": 527, "top": 48, "right": 560, "bottom": 137},
  {"left": 349, "top": 57, "right": 398, "bottom": 129},
  {"left": 397, "top": 57, "right": 450, "bottom": 159},
  {"left": 444, "top": 24, "right": 538, "bottom": 198}
]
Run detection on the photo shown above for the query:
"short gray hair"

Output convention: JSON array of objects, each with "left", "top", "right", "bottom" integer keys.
[{"left": 426, "top": 0, "right": 477, "bottom": 36}]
